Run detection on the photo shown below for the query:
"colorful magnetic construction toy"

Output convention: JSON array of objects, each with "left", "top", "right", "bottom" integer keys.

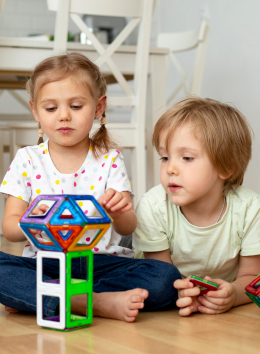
[
  {"left": 245, "top": 273, "right": 260, "bottom": 308},
  {"left": 19, "top": 194, "right": 112, "bottom": 331},
  {"left": 190, "top": 275, "right": 218, "bottom": 295}
]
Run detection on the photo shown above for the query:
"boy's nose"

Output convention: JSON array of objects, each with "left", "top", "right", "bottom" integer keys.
[{"left": 167, "top": 163, "right": 179, "bottom": 176}]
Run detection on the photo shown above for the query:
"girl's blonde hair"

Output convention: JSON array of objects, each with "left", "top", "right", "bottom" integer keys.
[
  {"left": 153, "top": 97, "right": 252, "bottom": 193},
  {"left": 26, "top": 52, "right": 116, "bottom": 158}
]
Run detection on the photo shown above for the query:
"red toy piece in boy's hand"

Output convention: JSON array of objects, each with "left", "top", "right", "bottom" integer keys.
[{"left": 190, "top": 275, "right": 218, "bottom": 295}]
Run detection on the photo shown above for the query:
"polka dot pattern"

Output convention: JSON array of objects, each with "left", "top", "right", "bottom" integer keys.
[{"left": 0, "top": 142, "right": 133, "bottom": 259}]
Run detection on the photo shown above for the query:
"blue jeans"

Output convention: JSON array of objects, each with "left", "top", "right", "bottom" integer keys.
[{"left": 0, "top": 251, "right": 181, "bottom": 317}]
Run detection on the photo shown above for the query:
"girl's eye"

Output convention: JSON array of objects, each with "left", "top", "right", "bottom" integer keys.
[
  {"left": 159, "top": 157, "right": 168, "bottom": 162},
  {"left": 71, "top": 105, "right": 82, "bottom": 110},
  {"left": 183, "top": 157, "right": 194, "bottom": 161},
  {"left": 46, "top": 107, "right": 57, "bottom": 112}
]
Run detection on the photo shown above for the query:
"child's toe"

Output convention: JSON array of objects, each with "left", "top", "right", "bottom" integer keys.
[
  {"left": 129, "top": 302, "right": 144, "bottom": 310},
  {"left": 131, "top": 295, "right": 143, "bottom": 303}
]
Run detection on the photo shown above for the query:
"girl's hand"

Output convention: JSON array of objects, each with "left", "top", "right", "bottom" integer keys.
[
  {"left": 196, "top": 276, "right": 236, "bottom": 314},
  {"left": 31, "top": 204, "right": 49, "bottom": 216},
  {"left": 98, "top": 188, "right": 133, "bottom": 219},
  {"left": 174, "top": 277, "right": 201, "bottom": 316},
  {"left": 30, "top": 204, "right": 49, "bottom": 234}
]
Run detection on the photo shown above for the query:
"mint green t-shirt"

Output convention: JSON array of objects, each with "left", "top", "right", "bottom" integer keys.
[{"left": 133, "top": 185, "right": 260, "bottom": 282}]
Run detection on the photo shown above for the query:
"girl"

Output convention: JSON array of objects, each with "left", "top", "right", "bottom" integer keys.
[
  {"left": 133, "top": 97, "right": 260, "bottom": 316},
  {"left": 0, "top": 53, "right": 181, "bottom": 322}
]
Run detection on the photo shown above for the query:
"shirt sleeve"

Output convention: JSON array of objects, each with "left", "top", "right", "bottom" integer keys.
[
  {"left": 240, "top": 197, "right": 260, "bottom": 256},
  {"left": 0, "top": 149, "right": 32, "bottom": 203},
  {"left": 133, "top": 194, "right": 169, "bottom": 252},
  {"left": 105, "top": 150, "right": 132, "bottom": 195}
]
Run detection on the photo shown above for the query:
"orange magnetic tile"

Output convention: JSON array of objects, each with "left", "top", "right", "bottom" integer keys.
[
  {"left": 67, "top": 223, "right": 111, "bottom": 252},
  {"left": 49, "top": 224, "right": 83, "bottom": 251}
]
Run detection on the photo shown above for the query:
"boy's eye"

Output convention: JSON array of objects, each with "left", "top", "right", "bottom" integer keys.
[
  {"left": 46, "top": 107, "right": 57, "bottom": 112},
  {"left": 71, "top": 105, "right": 83, "bottom": 110},
  {"left": 183, "top": 157, "right": 194, "bottom": 161},
  {"left": 159, "top": 157, "right": 168, "bottom": 162}
]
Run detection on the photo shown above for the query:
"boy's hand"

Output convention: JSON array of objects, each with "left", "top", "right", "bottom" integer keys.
[
  {"left": 196, "top": 276, "right": 236, "bottom": 314},
  {"left": 174, "top": 277, "right": 201, "bottom": 316},
  {"left": 98, "top": 188, "right": 133, "bottom": 219}
]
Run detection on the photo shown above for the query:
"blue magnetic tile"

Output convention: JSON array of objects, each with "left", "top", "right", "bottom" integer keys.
[{"left": 19, "top": 223, "right": 63, "bottom": 251}]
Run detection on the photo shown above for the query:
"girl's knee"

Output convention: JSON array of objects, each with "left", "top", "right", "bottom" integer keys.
[
  {"left": 0, "top": 251, "right": 12, "bottom": 262},
  {"left": 141, "top": 262, "right": 181, "bottom": 310},
  {"left": 146, "top": 259, "right": 181, "bottom": 283},
  {"left": 155, "top": 262, "right": 181, "bottom": 288},
  {"left": 138, "top": 259, "right": 181, "bottom": 294}
]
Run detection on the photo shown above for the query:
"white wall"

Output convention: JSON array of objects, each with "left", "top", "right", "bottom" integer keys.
[
  {"left": 0, "top": 0, "right": 79, "bottom": 37},
  {"left": 1, "top": 0, "right": 260, "bottom": 192}
]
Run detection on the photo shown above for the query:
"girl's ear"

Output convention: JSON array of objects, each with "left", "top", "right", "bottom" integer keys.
[
  {"left": 29, "top": 100, "right": 40, "bottom": 122},
  {"left": 95, "top": 95, "right": 107, "bottom": 119}
]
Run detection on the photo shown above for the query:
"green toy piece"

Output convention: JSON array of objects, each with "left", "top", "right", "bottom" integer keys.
[{"left": 66, "top": 250, "right": 93, "bottom": 329}]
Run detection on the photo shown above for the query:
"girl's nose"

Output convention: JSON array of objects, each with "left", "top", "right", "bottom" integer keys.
[{"left": 58, "top": 107, "right": 71, "bottom": 121}]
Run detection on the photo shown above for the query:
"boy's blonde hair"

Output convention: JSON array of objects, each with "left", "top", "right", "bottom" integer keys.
[
  {"left": 153, "top": 97, "right": 252, "bottom": 193},
  {"left": 26, "top": 52, "right": 116, "bottom": 158}
]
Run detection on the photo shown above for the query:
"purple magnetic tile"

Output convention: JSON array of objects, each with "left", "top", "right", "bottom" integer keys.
[
  {"left": 45, "top": 316, "right": 60, "bottom": 322},
  {"left": 42, "top": 323, "right": 90, "bottom": 331},
  {"left": 20, "top": 195, "right": 64, "bottom": 225},
  {"left": 43, "top": 316, "right": 90, "bottom": 330},
  {"left": 45, "top": 279, "right": 60, "bottom": 284},
  {"left": 63, "top": 324, "right": 90, "bottom": 331}
]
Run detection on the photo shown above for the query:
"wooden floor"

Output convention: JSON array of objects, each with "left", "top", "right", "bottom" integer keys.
[{"left": 0, "top": 236, "right": 259, "bottom": 354}]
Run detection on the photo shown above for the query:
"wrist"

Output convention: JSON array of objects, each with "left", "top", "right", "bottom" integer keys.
[{"left": 230, "top": 282, "right": 238, "bottom": 307}]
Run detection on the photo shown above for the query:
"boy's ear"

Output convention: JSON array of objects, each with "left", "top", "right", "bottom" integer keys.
[
  {"left": 95, "top": 95, "right": 107, "bottom": 119},
  {"left": 219, "top": 170, "right": 233, "bottom": 180},
  {"left": 29, "top": 100, "right": 40, "bottom": 122}
]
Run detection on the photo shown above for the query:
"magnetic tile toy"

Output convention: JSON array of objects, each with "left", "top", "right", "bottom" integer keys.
[
  {"left": 245, "top": 273, "right": 260, "bottom": 308},
  {"left": 190, "top": 275, "right": 218, "bottom": 294},
  {"left": 19, "top": 194, "right": 112, "bottom": 331}
]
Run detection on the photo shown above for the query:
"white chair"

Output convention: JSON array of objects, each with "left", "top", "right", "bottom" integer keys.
[
  {"left": 0, "top": 122, "right": 7, "bottom": 240},
  {"left": 147, "top": 20, "right": 210, "bottom": 188},
  {"left": 47, "top": 0, "right": 154, "bottom": 205},
  {"left": 157, "top": 19, "right": 210, "bottom": 105}
]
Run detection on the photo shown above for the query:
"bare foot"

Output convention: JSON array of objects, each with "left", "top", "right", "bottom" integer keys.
[
  {"left": 71, "top": 289, "right": 149, "bottom": 323},
  {"left": 5, "top": 306, "right": 19, "bottom": 313}
]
